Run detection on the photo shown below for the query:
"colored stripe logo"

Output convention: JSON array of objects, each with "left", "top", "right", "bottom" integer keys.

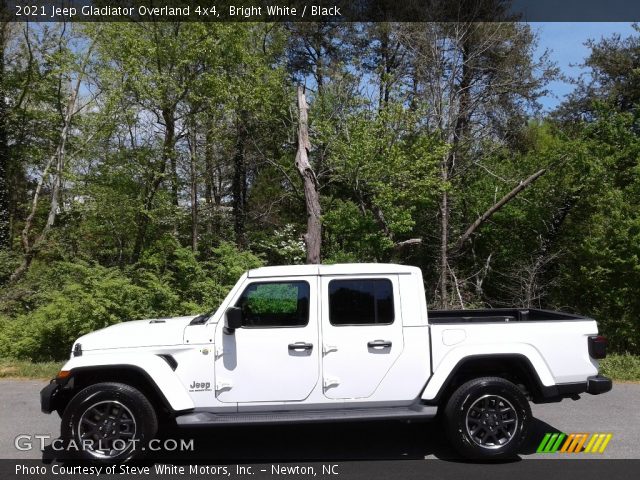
[{"left": 537, "top": 433, "right": 612, "bottom": 454}]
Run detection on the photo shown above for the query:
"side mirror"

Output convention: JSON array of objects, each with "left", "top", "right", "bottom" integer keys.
[{"left": 224, "top": 307, "right": 243, "bottom": 334}]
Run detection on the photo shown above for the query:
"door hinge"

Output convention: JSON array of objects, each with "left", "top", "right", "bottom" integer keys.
[
  {"left": 322, "top": 344, "right": 338, "bottom": 355},
  {"left": 215, "top": 380, "right": 233, "bottom": 392},
  {"left": 214, "top": 345, "right": 223, "bottom": 359},
  {"left": 323, "top": 376, "right": 340, "bottom": 389}
]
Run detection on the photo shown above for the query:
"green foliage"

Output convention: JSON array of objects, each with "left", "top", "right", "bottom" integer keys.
[
  {"left": 0, "top": 241, "right": 263, "bottom": 361},
  {"left": 552, "top": 108, "right": 640, "bottom": 351},
  {"left": 2, "top": 21, "right": 640, "bottom": 362},
  {"left": 0, "top": 250, "right": 20, "bottom": 285},
  {"left": 333, "top": 105, "right": 444, "bottom": 235},
  {"left": 323, "top": 199, "right": 393, "bottom": 262},
  {"left": 322, "top": 104, "right": 445, "bottom": 261},
  {"left": 1, "top": 262, "right": 158, "bottom": 361},
  {"left": 600, "top": 354, "right": 640, "bottom": 382}
]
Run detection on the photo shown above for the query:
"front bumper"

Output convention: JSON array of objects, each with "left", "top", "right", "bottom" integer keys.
[
  {"left": 586, "top": 374, "right": 612, "bottom": 395},
  {"left": 40, "top": 380, "right": 60, "bottom": 414}
]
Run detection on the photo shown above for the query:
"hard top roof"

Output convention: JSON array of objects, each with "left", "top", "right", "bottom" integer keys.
[{"left": 247, "top": 263, "right": 420, "bottom": 278}]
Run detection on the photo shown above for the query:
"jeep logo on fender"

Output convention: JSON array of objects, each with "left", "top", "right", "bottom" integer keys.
[{"left": 189, "top": 381, "right": 211, "bottom": 392}]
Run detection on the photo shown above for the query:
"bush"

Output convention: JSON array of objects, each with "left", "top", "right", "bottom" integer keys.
[
  {"left": 600, "top": 354, "right": 640, "bottom": 382},
  {"left": 0, "top": 241, "right": 264, "bottom": 361},
  {"left": 1, "top": 264, "right": 162, "bottom": 360},
  {"left": 0, "top": 250, "right": 21, "bottom": 285}
]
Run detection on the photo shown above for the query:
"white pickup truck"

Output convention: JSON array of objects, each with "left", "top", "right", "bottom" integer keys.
[{"left": 41, "top": 263, "right": 611, "bottom": 462}]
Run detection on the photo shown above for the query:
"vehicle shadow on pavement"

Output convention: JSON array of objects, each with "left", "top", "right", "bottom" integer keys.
[
  {"left": 518, "top": 417, "right": 564, "bottom": 456},
  {"left": 158, "top": 421, "right": 457, "bottom": 462},
  {"left": 41, "top": 417, "right": 563, "bottom": 464}
]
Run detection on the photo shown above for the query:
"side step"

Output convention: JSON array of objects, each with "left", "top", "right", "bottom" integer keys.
[{"left": 175, "top": 405, "right": 437, "bottom": 427}]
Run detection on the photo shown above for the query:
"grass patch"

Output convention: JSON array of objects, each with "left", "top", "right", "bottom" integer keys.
[
  {"left": 599, "top": 354, "right": 640, "bottom": 382},
  {"left": 0, "top": 358, "right": 62, "bottom": 379}
]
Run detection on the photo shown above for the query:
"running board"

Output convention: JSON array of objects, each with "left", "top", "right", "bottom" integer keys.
[{"left": 175, "top": 405, "right": 437, "bottom": 427}]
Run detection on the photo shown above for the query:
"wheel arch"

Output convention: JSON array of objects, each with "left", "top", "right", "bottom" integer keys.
[
  {"left": 422, "top": 352, "right": 553, "bottom": 405},
  {"left": 56, "top": 355, "right": 194, "bottom": 417}
]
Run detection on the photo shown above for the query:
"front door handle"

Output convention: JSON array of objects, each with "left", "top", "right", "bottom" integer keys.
[
  {"left": 368, "top": 339, "right": 392, "bottom": 348},
  {"left": 288, "top": 342, "right": 313, "bottom": 351}
]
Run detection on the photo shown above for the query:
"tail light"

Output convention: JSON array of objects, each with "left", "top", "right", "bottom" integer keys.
[{"left": 588, "top": 335, "right": 607, "bottom": 359}]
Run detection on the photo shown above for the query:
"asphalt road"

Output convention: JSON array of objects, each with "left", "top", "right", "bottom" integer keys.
[{"left": 1, "top": 379, "right": 638, "bottom": 462}]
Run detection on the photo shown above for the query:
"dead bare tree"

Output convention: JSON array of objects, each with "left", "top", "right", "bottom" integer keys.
[
  {"left": 498, "top": 250, "right": 562, "bottom": 308},
  {"left": 294, "top": 86, "right": 321, "bottom": 264}
]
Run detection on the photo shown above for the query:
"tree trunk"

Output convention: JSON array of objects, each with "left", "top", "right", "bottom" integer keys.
[
  {"left": 439, "top": 156, "right": 449, "bottom": 307},
  {"left": 232, "top": 113, "right": 247, "bottom": 248},
  {"left": 437, "top": 36, "right": 472, "bottom": 308},
  {"left": 166, "top": 108, "right": 178, "bottom": 208},
  {"left": 0, "top": 23, "right": 9, "bottom": 250},
  {"left": 11, "top": 78, "right": 79, "bottom": 282},
  {"left": 295, "top": 86, "right": 321, "bottom": 264},
  {"left": 378, "top": 27, "right": 389, "bottom": 110},
  {"left": 131, "top": 163, "right": 166, "bottom": 262},
  {"left": 132, "top": 106, "right": 175, "bottom": 261},
  {"left": 188, "top": 120, "right": 198, "bottom": 252},
  {"left": 204, "top": 119, "right": 214, "bottom": 240}
]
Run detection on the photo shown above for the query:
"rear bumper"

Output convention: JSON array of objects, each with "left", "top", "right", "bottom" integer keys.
[
  {"left": 586, "top": 374, "right": 612, "bottom": 395},
  {"left": 536, "top": 374, "right": 612, "bottom": 403}
]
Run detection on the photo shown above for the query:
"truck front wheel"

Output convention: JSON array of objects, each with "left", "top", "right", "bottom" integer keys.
[
  {"left": 61, "top": 382, "right": 158, "bottom": 463},
  {"left": 444, "top": 376, "right": 531, "bottom": 459}
]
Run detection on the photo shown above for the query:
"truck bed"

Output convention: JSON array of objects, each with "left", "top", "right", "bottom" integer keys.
[{"left": 428, "top": 308, "right": 587, "bottom": 324}]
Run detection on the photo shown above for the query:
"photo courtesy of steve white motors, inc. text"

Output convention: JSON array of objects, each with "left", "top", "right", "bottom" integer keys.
[{"left": 14, "top": 463, "right": 340, "bottom": 476}]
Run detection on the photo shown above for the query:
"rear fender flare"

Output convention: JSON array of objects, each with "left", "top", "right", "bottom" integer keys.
[{"left": 421, "top": 344, "right": 554, "bottom": 401}]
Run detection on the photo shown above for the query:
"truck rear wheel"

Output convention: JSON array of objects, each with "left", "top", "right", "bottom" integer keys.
[
  {"left": 61, "top": 382, "right": 158, "bottom": 463},
  {"left": 444, "top": 376, "right": 531, "bottom": 459}
]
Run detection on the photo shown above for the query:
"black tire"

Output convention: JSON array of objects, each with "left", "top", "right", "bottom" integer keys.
[
  {"left": 61, "top": 382, "right": 158, "bottom": 463},
  {"left": 444, "top": 376, "right": 531, "bottom": 460}
]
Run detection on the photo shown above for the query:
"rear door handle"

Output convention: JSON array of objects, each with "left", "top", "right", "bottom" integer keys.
[
  {"left": 288, "top": 342, "right": 313, "bottom": 351},
  {"left": 368, "top": 339, "right": 392, "bottom": 348}
]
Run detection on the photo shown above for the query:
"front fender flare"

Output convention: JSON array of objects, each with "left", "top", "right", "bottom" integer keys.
[{"left": 60, "top": 354, "right": 194, "bottom": 412}]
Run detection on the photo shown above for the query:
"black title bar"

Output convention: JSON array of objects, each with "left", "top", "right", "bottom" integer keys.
[{"left": 2, "top": 0, "right": 640, "bottom": 22}]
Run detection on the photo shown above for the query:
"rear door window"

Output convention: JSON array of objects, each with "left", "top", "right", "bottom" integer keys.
[{"left": 328, "top": 279, "right": 394, "bottom": 326}]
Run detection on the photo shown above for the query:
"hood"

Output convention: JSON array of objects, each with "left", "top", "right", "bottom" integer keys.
[{"left": 75, "top": 315, "right": 197, "bottom": 352}]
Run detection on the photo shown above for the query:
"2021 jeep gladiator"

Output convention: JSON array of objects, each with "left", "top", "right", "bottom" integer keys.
[{"left": 41, "top": 263, "right": 612, "bottom": 461}]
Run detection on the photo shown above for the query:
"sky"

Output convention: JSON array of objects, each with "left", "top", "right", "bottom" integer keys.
[{"left": 531, "top": 22, "right": 637, "bottom": 111}]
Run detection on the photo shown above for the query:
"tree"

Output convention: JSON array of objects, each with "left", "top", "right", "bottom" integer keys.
[
  {"left": 10, "top": 24, "right": 96, "bottom": 281},
  {"left": 91, "top": 22, "right": 223, "bottom": 259},
  {"left": 326, "top": 103, "right": 444, "bottom": 261},
  {"left": 361, "top": 23, "right": 410, "bottom": 110},
  {"left": 401, "top": 21, "right": 556, "bottom": 306},
  {"left": 294, "top": 86, "right": 321, "bottom": 264},
  {"left": 286, "top": 22, "right": 353, "bottom": 92},
  {"left": 558, "top": 24, "right": 640, "bottom": 120},
  {"left": 0, "top": 17, "right": 9, "bottom": 250}
]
